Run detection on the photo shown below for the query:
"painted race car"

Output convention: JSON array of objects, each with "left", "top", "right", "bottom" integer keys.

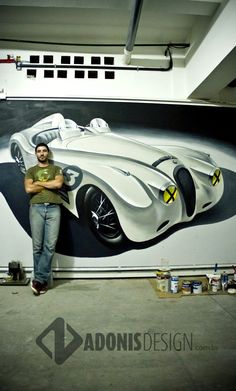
[{"left": 9, "top": 113, "right": 224, "bottom": 246}]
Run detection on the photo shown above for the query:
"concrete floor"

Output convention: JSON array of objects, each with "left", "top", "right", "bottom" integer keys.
[{"left": 0, "top": 278, "right": 235, "bottom": 391}]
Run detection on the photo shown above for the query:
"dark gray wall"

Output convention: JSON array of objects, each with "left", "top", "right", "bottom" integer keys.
[{"left": 0, "top": 100, "right": 235, "bottom": 144}]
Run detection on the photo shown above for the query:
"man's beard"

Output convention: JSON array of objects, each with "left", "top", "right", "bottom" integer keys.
[{"left": 37, "top": 156, "right": 48, "bottom": 163}]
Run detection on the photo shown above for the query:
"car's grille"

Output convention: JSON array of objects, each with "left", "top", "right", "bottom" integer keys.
[{"left": 174, "top": 167, "right": 196, "bottom": 217}]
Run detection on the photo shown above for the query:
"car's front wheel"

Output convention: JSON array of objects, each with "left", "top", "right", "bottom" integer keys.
[
  {"left": 11, "top": 143, "right": 26, "bottom": 174},
  {"left": 84, "top": 187, "right": 126, "bottom": 246}
]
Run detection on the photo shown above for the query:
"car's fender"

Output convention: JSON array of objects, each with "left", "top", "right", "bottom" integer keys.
[{"left": 83, "top": 165, "right": 153, "bottom": 209}]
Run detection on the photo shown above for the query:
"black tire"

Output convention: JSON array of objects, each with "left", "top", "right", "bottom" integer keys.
[
  {"left": 84, "top": 187, "right": 126, "bottom": 246},
  {"left": 11, "top": 143, "right": 26, "bottom": 174}
]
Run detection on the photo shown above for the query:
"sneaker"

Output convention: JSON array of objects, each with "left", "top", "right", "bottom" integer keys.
[
  {"left": 31, "top": 280, "right": 41, "bottom": 296},
  {"left": 40, "top": 283, "right": 48, "bottom": 295}
]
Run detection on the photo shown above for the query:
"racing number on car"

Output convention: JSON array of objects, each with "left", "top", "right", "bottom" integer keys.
[
  {"left": 59, "top": 166, "right": 83, "bottom": 203},
  {"left": 63, "top": 165, "right": 83, "bottom": 190}
]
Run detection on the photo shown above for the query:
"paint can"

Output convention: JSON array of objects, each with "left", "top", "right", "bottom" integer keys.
[
  {"left": 192, "top": 281, "right": 202, "bottom": 294},
  {"left": 211, "top": 275, "right": 221, "bottom": 292},
  {"left": 156, "top": 269, "right": 170, "bottom": 292},
  {"left": 170, "top": 276, "right": 179, "bottom": 293},
  {"left": 211, "top": 282, "right": 218, "bottom": 293},
  {"left": 181, "top": 280, "right": 192, "bottom": 295}
]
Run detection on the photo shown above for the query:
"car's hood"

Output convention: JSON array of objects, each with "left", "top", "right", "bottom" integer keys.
[{"left": 64, "top": 133, "right": 168, "bottom": 164}]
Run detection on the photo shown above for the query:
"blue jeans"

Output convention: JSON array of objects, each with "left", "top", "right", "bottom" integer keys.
[{"left": 29, "top": 203, "right": 61, "bottom": 284}]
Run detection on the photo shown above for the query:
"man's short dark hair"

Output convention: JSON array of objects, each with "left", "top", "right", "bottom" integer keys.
[{"left": 35, "top": 143, "right": 50, "bottom": 153}]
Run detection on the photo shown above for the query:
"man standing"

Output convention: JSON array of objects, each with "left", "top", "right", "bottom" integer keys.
[{"left": 24, "top": 143, "right": 64, "bottom": 295}]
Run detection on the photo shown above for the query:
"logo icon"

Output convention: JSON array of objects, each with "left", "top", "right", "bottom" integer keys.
[{"left": 36, "top": 317, "right": 83, "bottom": 365}]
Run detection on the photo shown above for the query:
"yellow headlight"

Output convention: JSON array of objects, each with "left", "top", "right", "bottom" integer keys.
[
  {"left": 163, "top": 185, "right": 178, "bottom": 204},
  {"left": 211, "top": 169, "right": 221, "bottom": 186}
]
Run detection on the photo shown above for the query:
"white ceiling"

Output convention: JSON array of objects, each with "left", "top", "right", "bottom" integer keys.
[{"left": 0, "top": 0, "right": 236, "bottom": 104}]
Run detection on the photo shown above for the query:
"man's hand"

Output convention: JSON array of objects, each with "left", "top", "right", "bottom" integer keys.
[{"left": 24, "top": 178, "right": 44, "bottom": 194}]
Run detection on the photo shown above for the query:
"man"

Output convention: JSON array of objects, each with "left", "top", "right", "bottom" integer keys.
[{"left": 24, "top": 143, "right": 64, "bottom": 295}]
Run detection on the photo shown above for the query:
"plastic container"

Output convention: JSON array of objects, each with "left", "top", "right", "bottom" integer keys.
[
  {"left": 170, "top": 276, "right": 179, "bottom": 293},
  {"left": 221, "top": 271, "right": 228, "bottom": 291},
  {"left": 156, "top": 269, "right": 170, "bottom": 292},
  {"left": 207, "top": 274, "right": 221, "bottom": 293}
]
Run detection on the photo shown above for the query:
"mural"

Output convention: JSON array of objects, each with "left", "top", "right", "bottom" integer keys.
[
  {"left": 0, "top": 100, "right": 235, "bottom": 270},
  {"left": 9, "top": 112, "right": 224, "bottom": 247}
]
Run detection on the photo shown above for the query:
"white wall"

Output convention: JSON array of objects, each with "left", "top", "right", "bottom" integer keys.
[
  {"left": 0, "top": 47, "right": 235, "bottom": 276},
  {"left": 0, "top": 49, "right": 187, "bottom": 101}
]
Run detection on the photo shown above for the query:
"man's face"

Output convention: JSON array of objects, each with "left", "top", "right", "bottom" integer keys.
[{"left": 36, "top": 146, "right": 49, "bottom": 163}]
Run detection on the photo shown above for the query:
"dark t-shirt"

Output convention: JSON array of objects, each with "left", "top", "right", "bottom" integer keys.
[{"left": 25, "top": 164, "right": 63, "bottom": 204}]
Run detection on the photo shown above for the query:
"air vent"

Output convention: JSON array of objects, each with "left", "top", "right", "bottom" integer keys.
[
  {"left": 105, "top": 71, "right": 115, "bottom": 79},
  {"left": 61, "top": 56, "right": 70, "bottom": 64},
  {"left": 104, "top": 57, "right": 114, "bottom": 65},
  {"left": 74, "top": 56, "right": 84, "bottom": 64},
  {"left": 75, "top": 70, "right": 85, "bottom": 78},
  {"left": 44, "top": 70, "right": 54, "bottom": 78},
  {"left": 30, "top": 55, "right": 39, "bottom": 63},
  {"left": 27, "top": 69, "right": 36, "bottom": 78},
  {"left": 44, "top": 55, "right": 53, "bottom": 64},
  {"left": 91, "top": 56, "right": 101, "bottom": 65},
  {"left": 57, "top": 70, "right": 67, "bottom": 78},
  {"left": 157, "top": 220, "right": 169, "bottom": 232},
  {"left": 88, "top": 70, "right": 98, "bottom": 78}
]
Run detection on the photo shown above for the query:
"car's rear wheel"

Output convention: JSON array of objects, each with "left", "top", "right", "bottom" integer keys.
[
  {"left": 84, "top": 187, "right": 126, "bottom": 246},
  {"left": 11, "top": 143, "right": 26, "bottom": 173}
]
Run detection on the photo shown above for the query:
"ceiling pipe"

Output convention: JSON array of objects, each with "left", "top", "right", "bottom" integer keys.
[
  {"left": 123, "top": 0, "right": 143, "bottom": 65},
  {"left": 0, "top": 38, "right": 190, "bottom": 49}
]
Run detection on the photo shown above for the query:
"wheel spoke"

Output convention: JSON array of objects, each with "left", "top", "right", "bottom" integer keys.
[
  {"left": 95, "top": 194, "right": 106, "bottom": 214},
  {"left": 88, "top": 190, "right": 122, "bottom": 240},
  {"left": 99, "top": 223, "right": 117, "bottom": 230},
  {"left": 99, "top": 210, "right": 115, "bottom": 220}
]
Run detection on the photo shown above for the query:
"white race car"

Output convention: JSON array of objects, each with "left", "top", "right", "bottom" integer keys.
[{"left": 9, "top": 113, "right": 224, "bottom": 246}]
